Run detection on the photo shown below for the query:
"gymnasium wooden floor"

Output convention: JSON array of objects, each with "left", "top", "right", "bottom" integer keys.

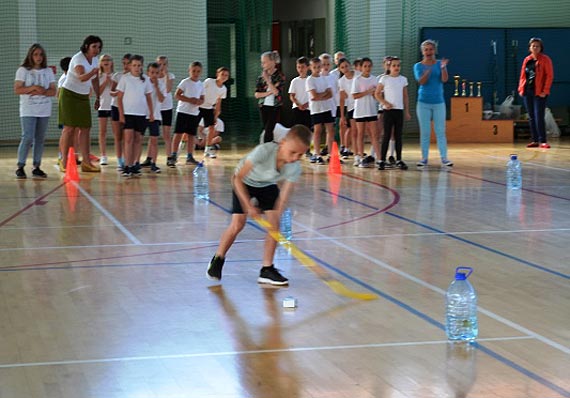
[{"left": 0, "top": 138, "right": 569, "bottom": 398}]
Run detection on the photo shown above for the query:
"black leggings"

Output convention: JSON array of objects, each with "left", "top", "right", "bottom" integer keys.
[
  {"left": 260, "top": 105, "right": 280, "bottom": 143},
  {"left": 381, "top": 109, "right": 403, "bottom": 161}
]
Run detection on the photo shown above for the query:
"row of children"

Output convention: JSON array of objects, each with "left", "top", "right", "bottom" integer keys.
[{"left": 282, "top": 51, "right": 411, "bottom": 170}]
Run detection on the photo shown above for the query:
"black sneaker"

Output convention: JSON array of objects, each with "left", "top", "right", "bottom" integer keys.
[
  {"left": 377, "top": 161, "right": 386, "bottom": 170},
  {"left": 121, "top": 166, "right": 132, "bottom": 177},
  {"left": 186, "top": 154, "right": 198, "bottom": 165},
  {"left": 396, "top": 160, "right": 408, "bottom": 170},
  {"left": 207, "top": 255, "right": 225, "bottom": 281},
  {"left": 150, "top": 163, "right": 161, "bottom": 173},
  {"left": 320, "top": 146, "right": 328, "bottom": 156},
  {"left": 388, "top": 155, "right": 396, "bottom": 165},
  {"left": 316, "top": 156, "right": 325, "bottom": 165},
  {"left": 167, "top": 156, "right": 176, "bottom": 168},
  {"left": 32, "top": 168, "right": 47, "bottom": 179},
  {"left": 131, "top": 164, "right": 142, "bottom": 177},
  {"left": 140, "top": 157, "right": 152, "bottom": 168},
  {"left": 358, "top": 155, "right": 375, "bottom": 168},
  {"left": 258, "top": 265, "right": 289, "bottom": 286},
  {"left": 16, "top": 167, "right": 26, "bottom": 179}
]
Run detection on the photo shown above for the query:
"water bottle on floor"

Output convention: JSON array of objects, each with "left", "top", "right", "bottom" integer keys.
[
  {"left": 506, "top": 154, "right": 522, "bottom": 190},
  {"left": 445, "top": 266, "right": 478, "bottom": 341},
  {"left": 280, "top": 208, "right": 292, "bottom": 241},
  {"left": 193, "top": 161, "right": 209, "bottom": 200}
]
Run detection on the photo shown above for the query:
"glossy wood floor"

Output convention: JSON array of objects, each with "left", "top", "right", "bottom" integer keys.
[{"left": 1, "top": 137, "right": 569, "bottom": 398}]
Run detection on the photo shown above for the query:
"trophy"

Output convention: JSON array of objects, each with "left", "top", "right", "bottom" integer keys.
[
  {"left": 461, "top": 80, "right": 467, "bottom": 96},
  {"left": 469, "top": 82, "right": 474, "bottom": 97},
  {"left": 454, "top": 75, "right": 460, "bottom": 96},
  {"left": 477, "top": 82, "right": 482, "bottom": 97}
]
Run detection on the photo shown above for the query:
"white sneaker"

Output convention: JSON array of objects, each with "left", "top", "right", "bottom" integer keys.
[
  {"left": 353, "top": 155, "right": 362, "bottom": 167},
  {"left": 99, "top": 155, "right": 108, "bottom": 165}
]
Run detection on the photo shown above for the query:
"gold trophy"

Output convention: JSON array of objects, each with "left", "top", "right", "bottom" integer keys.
[
  {"left": 454, "top": 75, "right": 460, "bottom": 96},
  {"left": 477, "top": 82, "right": 482, "bottom": 97},
  {"left": 461, "top": 80, "right": 467, "bottom": 96},
  {"left": 469, "top": 81, "right": 474, "bottom": 97}
]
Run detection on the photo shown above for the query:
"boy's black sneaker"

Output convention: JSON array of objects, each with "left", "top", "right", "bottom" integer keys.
[
  {"left": 396, "top": 160, "right": 408, "bottom": 170},
  {"left": 186, "top": 154, "right": 198, "bottom": 165},
  {"left": 131, "top": 164, "right": 142, "bottom": 177},
  {"left": 358, "top": 155, "right": 375, "bottom": 168},
  {"left": 207, "top": 255, "right": 225, "bottom": 281},
  {"left": 32, "top": 168, "right": 47, "bottom": 179},
  {"left": 167, "top": 156, "right": 176, "bottom": 168},
  {"left": 319, "top": 146, "right": 328, "bottom": 156},
  {"left": 16, "top": 167, "right": 26, "bottom": 179},
  {"left": 121, "top": 166, "right": 132, "bottom": 177},
  {"left": 377, "top": 161, "right": 386, "bottom": 170},
  {"left": 140, "top": 157, "right": 152, "bottom": 168},
  {"left": 258, "top": 265, "right": 289, "bottom": 286},
  {"left": 150, "top": 163, "right": 161, "bottom": 173},
  {"left": 316, "top": 156, "right": 325, "bottom": 165},
  {"left": 388, "top": 155, "right": 396, "bottom": 165}
]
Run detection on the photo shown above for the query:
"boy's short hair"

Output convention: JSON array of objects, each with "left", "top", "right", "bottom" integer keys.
[
  {"left": 60, "top": 56, "right": 72, "bottom": 72},
  {"left": 190, "top": 61, "right": 202, "bottom": 68},
  {"left": 353, "top": 57, "right": 363, "bottom": 67},
  {"left": 286, "top": 125, "right": 311, "bottom": 147},
  {"left": 147, "top": 62, "right": 160, "bottom": 71},
  {"left": 296, "top": 56, "right": 309, "bottom": 66},
  {"left": 310, "top": 57, "right": 321, "bottom": 65},
  {"left": 361, "top": 57, "right": 373, "bottom": 65}
]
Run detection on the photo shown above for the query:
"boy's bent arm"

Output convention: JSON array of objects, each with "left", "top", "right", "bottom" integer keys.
[{"left": 232, "top": 161, "right": 257, "bottom": 216}]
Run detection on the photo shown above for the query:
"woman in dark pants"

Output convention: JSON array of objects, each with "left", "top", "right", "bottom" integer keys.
[
  {"left": 254, "top": 51, "right": 285, "bottom": 143},
  {"left": 518, "top": 37, "right": 554, "bottom": 149}
]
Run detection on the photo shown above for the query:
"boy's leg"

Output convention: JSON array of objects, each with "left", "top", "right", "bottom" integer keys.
[
  {"left": 355, "top": 122, "right": 365, "bottom": 156},
  {"left": 216, "top": 214, "right": 247, "bottom": 258},
  {"left": 123, "top": 129, "right": 134, "bottom": 165},
  {"left": 261, "top": 210, "right": 280, "bottom": 266},
  {"left": 325, "top": 123, "right": 335, "bottom": 157},
  {"left": 149, "top": 136, "right": 158, "bottom": 162},
  {"left": 171, "top": 133, "right": 183, "bottom": 155},
  {"left": 367, "top": 121, "right": 381, "bottom": 160},
  {"left": 312, "top": 124, "right": 322, "bottom": 157}
]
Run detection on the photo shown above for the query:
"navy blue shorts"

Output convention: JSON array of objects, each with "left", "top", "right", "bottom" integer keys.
[
  {"left": 199, "top": 108, "right": 215, "bottom": 127},
  {"left": 145, "top": 120, "right": 161, "bottom": 137},
  {"left": 311, "top": 110, "right": 334, "bottom": 126},
  {"left": 161, "top": 109, "right": 173, "bottom": 126},
  {"left": 111, "top": 106, "right": 120, "bottom": 122},
  {"left": 124, "top": 115, "right": 147, "bottom": 133},
  {"left": 98, "top": 110, "right": 111, "bottom": 118}
]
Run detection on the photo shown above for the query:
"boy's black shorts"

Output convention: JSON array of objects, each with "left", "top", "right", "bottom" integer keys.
[{"left": 231, "top": 184, "right": 279, "bottom": 214}]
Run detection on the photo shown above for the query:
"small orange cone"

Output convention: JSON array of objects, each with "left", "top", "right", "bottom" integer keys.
[
  {"left": 328, "top": 172, "right": 341, "bottom": 205},
  {"left": 64, "top": 147, "right": 80, "bottom": 182},
  {"left": 328, "top": 141, "right": 342, "bottom": 175},
  {"left": 65, "top": 180, "right": 79, "bottom": 213}
]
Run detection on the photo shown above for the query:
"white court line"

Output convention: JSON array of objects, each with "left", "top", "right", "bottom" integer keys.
[
  {"left": 73, "top": 181, "right": 142, "bottom": 245},
  {"left": 2, "top": 228, "right": 570, "bottom": 253},
  {"left": 294, "top": 219, "right": 570, "bottom": 356},
  {"left": 0, "top": 336, "right": 533, "bottom": 369}
]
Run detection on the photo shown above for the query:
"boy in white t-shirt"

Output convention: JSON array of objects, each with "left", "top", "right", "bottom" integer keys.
[
  {"left": 375, "top": 57, "right": 411, "bottom": 170},
  {"left": 199, "top": 66, "right": 229, "bottom": 158},
  {"left": 288, "top": 57, "right": 311, "bottom": 129},
  {"left": 169, "top": 61, "right": 204, "bottom": 167},
  {"left": 141, "top": 62, "right": 166, "bottom": 173},
  {"left": 319, "top": 53, "right": 339, "bottom": 157},
  {"left": 306, "top": 58, "right": 334, "bottom": 165}
]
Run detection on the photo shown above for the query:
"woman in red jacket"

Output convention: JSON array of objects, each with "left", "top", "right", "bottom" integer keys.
[{"left": 518, "top": 37, "right": 554, "bottom": 149}]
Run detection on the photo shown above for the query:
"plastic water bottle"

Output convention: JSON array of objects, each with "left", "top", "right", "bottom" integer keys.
[
  {"left": 445, "top": 266, "right": 478, "bottom": 341},
  {"left": 193, "top": 161, "right": 209, "bottom": 200},
  {"left": 506, "top": 154, "right": 522, "bottom": 190},
  {"left": 280, "top": 208, "right": 292, "bottom": 241}
]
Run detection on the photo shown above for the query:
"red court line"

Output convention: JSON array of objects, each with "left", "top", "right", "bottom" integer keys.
[
  {"left": 316, "top": 173, "right": 401, "bottom": 231},
  {"left": 0, "top": 182, "right": 66, "bottom": 228},
  {"left": 449, "top": 170, "right": 570, "bottom": 201}
]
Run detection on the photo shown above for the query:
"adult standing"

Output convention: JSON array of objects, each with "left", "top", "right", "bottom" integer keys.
[
  {"left": 254, "top": 51, "right": 285, "bottom": 143},
  {"left": 59, "top": 35, "right": 102, "bottom": 172},
  {"left": 518, "top": 37, "right": 554, "bottom": 149},
  {"left": 413, "top": 39, "right": 453, "bottom": 168},
  {"left": 14, "top": 43, "right": 56, "bottom": 179}
]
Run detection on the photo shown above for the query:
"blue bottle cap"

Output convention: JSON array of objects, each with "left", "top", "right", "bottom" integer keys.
[
  {"left": 455, "top": 266, "right": 473, "bottom": 280},
  {"left": 510, "top": 154, "right": 518, "bottom": 160}
]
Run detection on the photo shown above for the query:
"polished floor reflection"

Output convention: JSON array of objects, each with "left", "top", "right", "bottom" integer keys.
[{"left": 0, "top": 139, "right": 569, "bottom": 397}]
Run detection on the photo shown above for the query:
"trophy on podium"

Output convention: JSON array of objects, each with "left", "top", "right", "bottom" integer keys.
[
  {"left": 469, "top": 82, "right": 474, "bottom": 97},
  {"left": 477, "top": 82, "right": 482, "bottom": 97},
  {"left": 454, "top": 75, "right": 460, "bottom": 96},
  {"left": 461, "top": 80, "right": 467, "bottom": 96}
]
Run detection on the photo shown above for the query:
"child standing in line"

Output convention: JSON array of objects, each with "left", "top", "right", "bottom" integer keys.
[
  {"left": 376, "top": 57, "right": 411, "bottom": 170},
  {"left": 306, "top": 57, "right": 334, "bottom": 165},
  {"left": 142, "top": 55, "right": 174, "bottom": 168},
  {"left": 142, "top": 62, "right": 165, "bottom": 173},
  {"left": 288, "top": 56, "right": 311, "bottom": 130},
  {"left": 117, "top": 55, "right": 154, "bottom": 177},
  {"left": 110, "top": 53, "right": 131, "bottom": 171},
  {"left": 337, "top": 58, "right": 355, "bottom": 159},
  {"left": 373, "top": 56, "right": 397, "bottom": 165},
  {"left": 207, "top": 125, "right": 311, "bottom": 286},
  {"left": 200, "top": 66, "right": 230, "bottom": 158},
  {"left": 169, "top": 61, "right": 204, "bottom": 167},
  {"left": 353, "top": 58, "right": 363, "bottom": 77},
  {"left": 319, "top": 53, "right": 340, "bottom": 158},
  {"left": 97, "top": 54, "right": 114, "bottom": 166},
  {"left": 351, "top": 57, "right": 381, "bottom": 168}
]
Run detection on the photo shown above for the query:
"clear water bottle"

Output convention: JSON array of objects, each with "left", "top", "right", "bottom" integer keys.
[
  {"left": 280, "top": 208, "right": 292, "bottom": 241},
  {"left": 193, "top": 161, "right": 209, "bottom": 200},
  {"left": 506, "top": 154, "right": 522, "bottom": 190},
  {"left": 445, "top": 266, "right": 478, "bottom": 341}
]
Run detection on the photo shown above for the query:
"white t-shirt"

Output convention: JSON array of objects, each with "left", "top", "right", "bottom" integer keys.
[
  {"left": 288, "top": 76, "right": 309, "bottom": 109},
  {"left": 325, "top": 73, "right": 340, "bottom": 110},
  {"left": 351, "top": 75, "right": 378, "bottom": 119},
  {"left": 338, "top": 74, "right": 355, "bottom": 112},
  {"left": 116, "top": 73, "right": 154, "bottom": 116},
  {"left": 159, "top": 72, "right": 175, "bottom": 110},
  {"left": 378, "top": 75, "right": 408, "bottom": 110},
  {"left": 176, "top": 77, "right": 204, "bottom": 116},
  {"left": 199, "top": 117, "right": 225, "bottom": 133},
  {"left": 62, "top": 51, "right": 98, "bottom": 95},
  {"left": 306, "top": 75, "right": 332, "bottom": 115},
  {"left": 98, "top": 73, "right": 113, "bottom": 111},
  {"left": 201, "top": 78, "right": 227, "bottom": 109},
  {"left": 237, "top": 142, "right": 302, "bottom": 188},
  {"left": 110, "top": 71, "right": 125, "bottom": 107},
  {"left": 148, "top": 79, "right": 166, "bottom": 121},
  {"left": 15, "top": 67, "right": 55, "bottom": 117},
  {"left": 57, "top": 73, "right": 66, "bottom": 89}
]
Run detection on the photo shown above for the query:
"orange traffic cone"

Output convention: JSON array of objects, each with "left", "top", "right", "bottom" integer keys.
[
  {"left": 65, "top": 180, "right": 79, "bottom": 213},
  {"left": 64, "top": 147, "right": 80, "bottom": 182},
  {"left": 328, "top": 141, "right": 342, "bottom": 175},
  {"left": 328, "top": 172, "right": 341, "bottom": 205}
]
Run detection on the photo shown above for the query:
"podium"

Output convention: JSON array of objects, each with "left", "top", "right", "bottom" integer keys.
[{"left": 435, "top": 97, "right": 513, "bottom": 143}]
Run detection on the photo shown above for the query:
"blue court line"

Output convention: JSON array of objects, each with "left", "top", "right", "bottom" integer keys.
[
  {"left": 207, "top": 198, "right": 570, "bottom": 396},
  {"left": 318, "top": 188, "right": 569, "bottom": 280}
]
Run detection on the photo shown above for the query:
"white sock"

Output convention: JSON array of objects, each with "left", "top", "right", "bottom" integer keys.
[{"left": 389, "top": 139, "right": 395, "bottom": 157}]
